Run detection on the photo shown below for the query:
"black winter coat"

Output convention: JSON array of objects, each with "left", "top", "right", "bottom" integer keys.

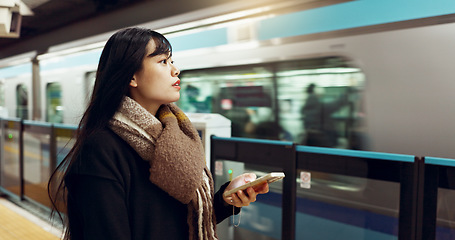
[{"left": 65, "top": 128, "right": 236, "bottom": 240}]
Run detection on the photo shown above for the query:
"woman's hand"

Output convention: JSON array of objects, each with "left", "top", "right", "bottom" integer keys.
[{"left": 223, "top": 173, "right": 269, "bottom": 208}]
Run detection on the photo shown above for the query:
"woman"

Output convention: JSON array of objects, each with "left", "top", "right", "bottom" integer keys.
[{"left": 48, "top": 27, "right": 268, "bottom": 240}]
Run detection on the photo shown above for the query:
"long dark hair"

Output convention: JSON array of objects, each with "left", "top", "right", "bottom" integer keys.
[{"left": 47, "top": 27, "right": 172, "bottom": 239}]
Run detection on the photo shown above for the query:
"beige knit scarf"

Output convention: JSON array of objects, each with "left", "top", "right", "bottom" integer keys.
[{"left": 109, "top": 96, "right": 218, "bottom": 240}]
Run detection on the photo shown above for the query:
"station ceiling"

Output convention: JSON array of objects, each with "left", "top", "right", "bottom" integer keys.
[
  {"left": 0, "top": 0, "right": 247, "bottom": 59},
  {"left": 1, "top": 0, "right": 145, "bottom": 52},
  {"left": 14, "top": 0, "right": 142, "bottom": 40},
  {"left": 0, "top": 0, "right": 350, "bottom": 60}
]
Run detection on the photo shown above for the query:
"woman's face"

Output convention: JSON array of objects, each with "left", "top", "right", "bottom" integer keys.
[{"left": 129, "top": 39, "right": 181, "bottom": 114}]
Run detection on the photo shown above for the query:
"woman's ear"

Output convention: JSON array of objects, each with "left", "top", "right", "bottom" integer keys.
[{"left": 130, "top": 77, "right": 138, "bottom": 87}]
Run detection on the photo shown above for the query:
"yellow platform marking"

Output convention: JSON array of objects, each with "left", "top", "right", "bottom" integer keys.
[
  {"left": 0, "top": 200, "right": 61, "bottom": 240},
  {"left": 4, "top": 145, "right": 43, "bottom": 160}
]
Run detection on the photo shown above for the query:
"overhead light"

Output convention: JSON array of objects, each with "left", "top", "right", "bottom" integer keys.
[{"left": 37, "top": 41, "right": 106, "bottom": 60}]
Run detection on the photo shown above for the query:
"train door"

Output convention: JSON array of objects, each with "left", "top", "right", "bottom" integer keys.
[
  {"left": 177, "top": 57, "right": 366, "bottom": 147},
  {"left": 16, "top": 84, "right": 28, "bottom": 119},
  {"left": 45, "top": 82, "right": 63, "bottom": 123}
]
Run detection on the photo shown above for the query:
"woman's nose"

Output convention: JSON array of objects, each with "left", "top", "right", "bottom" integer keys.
[{"left": 172, "top": 65, "right": 180, "bottom": 77}]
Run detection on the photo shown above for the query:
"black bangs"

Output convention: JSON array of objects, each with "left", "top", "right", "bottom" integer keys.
[{"left": 150, "top": 31, "right": 172, "bottom": 57}]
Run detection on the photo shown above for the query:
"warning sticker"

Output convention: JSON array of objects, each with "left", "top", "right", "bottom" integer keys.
[
  {"left": 300, "top": 171, "right": 311, "bottom": 189},
  {"left": 215, "top": 161, "right": 223, "bottom": 176}
]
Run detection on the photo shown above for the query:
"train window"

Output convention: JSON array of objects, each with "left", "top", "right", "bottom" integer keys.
[
  {"left": 178, "top": 66, "right": 277, "bottom": 139},
  {"left": 276, "top": 57, "right": 365, "bottom": 148},
  {"left": 16, "top": 84, "right": 29, "bottom": 119},
  {"left": 177, "top": 57, "right": 366, "bottom": 149},
  {"left": 46, "top": 82, "right": 63, "bottom": 123}
]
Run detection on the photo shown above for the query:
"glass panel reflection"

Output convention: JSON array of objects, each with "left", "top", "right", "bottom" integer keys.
[
  {"left": 1, "top": 126, "right": 21, "bottom": 196},
  {"left": 50, "top": 126, "right": 76, "bottom": 213},
  {"left": 436, "top": 183, "right": 455, "bottom": 239},
  {"left": 23, "top": 131, "right": 51, "bottom": 207},
  {"left": 296, "top": 170, "right": 399, "bottom": 240},
  {"left": 56, "top": 135, "right": 75, "bottom": 167},
  {"left": 214, "top": 160, "right": 283, "bottom": 240}
]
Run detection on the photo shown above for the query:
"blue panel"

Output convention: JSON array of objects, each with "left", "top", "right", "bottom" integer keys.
[
  {"left": 296, "top": 212, "right": 397, "bottom": 240},
  {"left": 258, "top": 0, "right": 455, "bottom": 40},
  {"left": 252, "top": 192, "right": 398, "bottom": 239},
  {"left": 0, "top": 64, "right": 31, "bottom": 79},
  {"left": 168, "top": 28, "right": 228, "bottom": 52},
  {"left": 294, "top": 194, "right": 398, "bottom": 237},
  {"left": 211, "top": 136, "right": 293, "bottom": 146},
  {"left": 425, "top": 157, "right": 455, "bottom": 167},
  {"left": 296, "top": 145, "right": 415, "bottom": 163},
  {"left": 23, "top": 120, "right": 52, "bottom": 127},
  {"left": 53, "top": 123, "right": 77, "bottom": 130},
  {"left": 437, "top": 226, "right": 455, "bottom": 240},
  {"left": 165, "top": 0, "right": 455, "bottom": 52}
]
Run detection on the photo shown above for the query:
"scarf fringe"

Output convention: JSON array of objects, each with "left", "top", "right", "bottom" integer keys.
[{"left": 188, "top": 169, "right": 218, "bottom": 240}]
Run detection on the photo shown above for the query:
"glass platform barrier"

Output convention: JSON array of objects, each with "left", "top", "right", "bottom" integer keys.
[
  {"left": 1, "top": 120, "right": 453, "bottom": 240},
  {"left": 22, "top": 120, "right": 53, "bottom": 208},
  {"left": 52, "top": 123, "right": 77, "bottom": 168},
  {"left": 296, "top": 146, "right": 420, "bottom": 240},
  {"left": 0, "top": 119, "right": 77, "bottom": 210},
  {"left": 0, "top": 118, "right": 22, "bottom": 200},
  {"left": 210, "top": 136, "right": 296, "bottom": 240},
  {"left": 210, "top": 136, "right": 424, "bottom": 240},
  {"left": 422, "top": 157, "right": 455, "bottom": 240}
]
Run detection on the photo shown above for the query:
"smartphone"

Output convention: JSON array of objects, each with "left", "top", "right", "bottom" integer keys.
[{"left": 223, "top": 172, "right": 285, "bottom": 198}]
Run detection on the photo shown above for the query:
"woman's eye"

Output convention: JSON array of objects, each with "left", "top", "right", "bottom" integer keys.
[{"left": 160, "top": 59, "right": 167, "bottom": 64}]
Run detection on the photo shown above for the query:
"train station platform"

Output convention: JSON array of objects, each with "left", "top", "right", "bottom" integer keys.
[
  {"left": 0, "top": 118, "right": 453, "bottom": 239},
  {"left": 0, "top": 197, "right": 62, "bottom": 240}
]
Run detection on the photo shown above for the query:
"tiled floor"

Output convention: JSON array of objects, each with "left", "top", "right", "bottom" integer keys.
[{"left": 0, "top": 198, "right": 62, "bottom": 240}]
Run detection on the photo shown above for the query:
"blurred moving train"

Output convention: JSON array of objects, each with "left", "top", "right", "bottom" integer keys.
[
  {"left": 1, "top": 1, "right": 455, "bottom": 240},
  {"left": 0, "top": 1, "right": 455, "bottom": 157}
]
